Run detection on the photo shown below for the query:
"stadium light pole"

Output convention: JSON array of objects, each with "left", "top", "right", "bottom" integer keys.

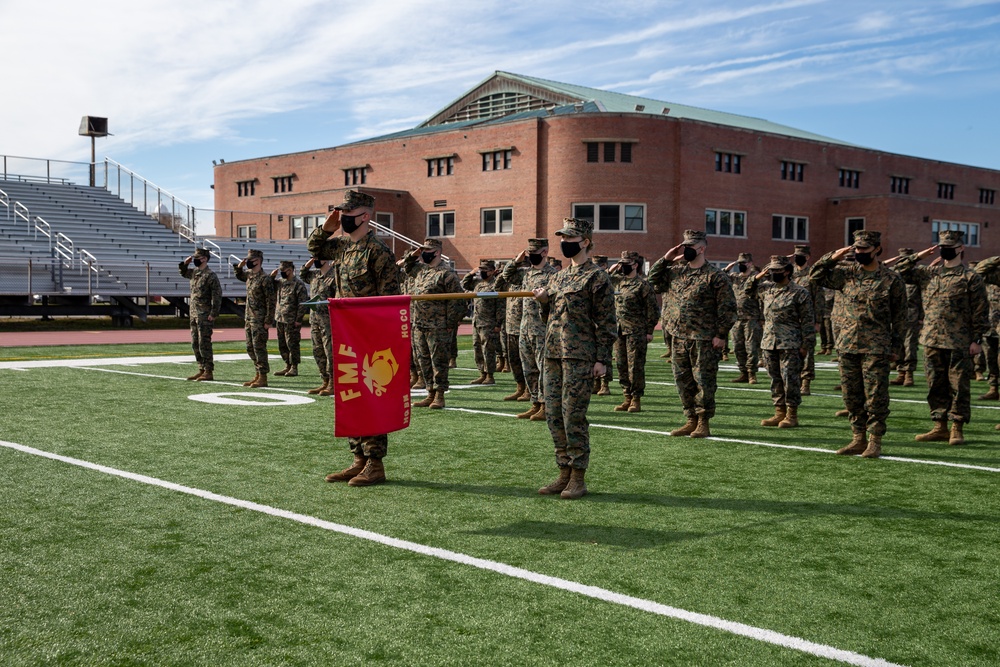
[{"left": 79, "top": 116, "right": 109, "bottom": 187}]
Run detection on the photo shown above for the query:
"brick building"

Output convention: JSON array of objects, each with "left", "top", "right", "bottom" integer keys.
[{"left": 213, "top": 71, "right": 1000, "bottom": 269}]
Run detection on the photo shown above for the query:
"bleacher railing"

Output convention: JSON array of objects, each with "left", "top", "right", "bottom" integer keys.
[
  {"left": 34, "top": 216, "right": 52, "bottom": 249},
  {"left": 0, "top": 188, "right": 9, "bottom": 221},
  {"left": 14, "top": 201, "right": 29, "bottom": 227},
  {"left": 103, "top": 158, "right": 196, "bottom": 237}
]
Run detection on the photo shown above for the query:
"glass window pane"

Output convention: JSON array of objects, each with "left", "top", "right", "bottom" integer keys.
[
  {"left": 604, "top": 142, "right": 616, "bottom": 163},
  {"left": 624, "top": 205, "right": 643, "bottom": 231},
  {"left": 483, "top": 209, "right": 496, "bottom": 234},
  {"left": 706, "top": 210, "right": 717, "bottom": 235},
  {"left": 772, "top": 215, "right": 782, "bottom": 239},
  {"left": 599, "top": 204, "right": 620, "bottom": 230},
  {"left": 428, "top": 214, "right": 440, "bottom": 237},
  {"left": 785, "top": 216, "right": 794, "bottom": 239},
  {"left": 797, "top": 218, "right": 807, "bottom": 241},
  {"left": 444, "top": 212, "right": 455, "bottom": 236},
  {"left": 574, "top": 204, "right": 594, "bottom": 223},
  {"left": 720, "top": 211, "right": 731, "bottom": 236},
  {"left": 500, "top": 208, "right": 513, "bottom": 233},
  {"left": 733, "top": 212, "right": 745, "bottom": 237}
]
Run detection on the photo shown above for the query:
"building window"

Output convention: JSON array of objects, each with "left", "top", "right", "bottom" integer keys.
[
  {"left": 290, "top": 215, "right": 323, "bottom": 240},
  {"left": 237, "top": 225, "right": 257, "bottom": 239},
  {"left": 427, "top": 211, "right": 455, "bottom": 238},
  {"left": 585, "top": 142, "right": 633, "bottom": 164},
  {"left": 980, "top": 188, "right": 996, "bottom": 205},
  {"left": 838, "top": 169, "right": 861, "bottom": 188},
  {"left": 427, "top": 157, "right": 454, "bottom": 177},
  {"left": 237, "top": 180, "right": 256, "bottom": 197},
  {"left": 715, "top": 152, "right": 742, "bottom": 174},
  {"left": 705, "top": 208, "right": 747, "bottom": 238},
  {"left": 344, "top": 167, "right": 367, "bottom": 186},
  {"left": 482, "top": 150, "right": 512, "bottom": 171},
  {"left": 272, "top": 176, "right": 293, "bottom": 193},
  {"left": 586, "top": 143, "right": 599, "bottom": 163},
  {"left": 603, "top": 142, "right": 616, "bottom": 162},
  {"left": 780, "top": 161, "right": 804, "bottom": 182},
  {"left": 481, "top": 207, "right": 513, "bottom": 235},
  {"left": 571, "top": 203, "right": 645, "bottom": 232},
  {"left": 891, "top": 176, "right": 910, "bottom": 194},
  {"left": 772, "top": 214, "right": 808, "bottom": 242},
  {"left": 374, "top": 212, "right": 393, "bottom": 230},
  {"left": 937, "top": 182, "right": 955, "bottom": 200},
  {"left": 845, "top": 217, "right": 865, "bottom": 246},
  {"left": 621, "top": 142, "right": 633, "bottom": 163},
  {"left": 932, "top": 220, "right": 979, "bottom": 247}
]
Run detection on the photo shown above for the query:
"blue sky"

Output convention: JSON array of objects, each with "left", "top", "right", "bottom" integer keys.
[{"left": 3, "top": 0, "right": 999, "bottom": 233}]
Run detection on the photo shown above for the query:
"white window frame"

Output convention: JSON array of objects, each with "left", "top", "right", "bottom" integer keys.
[
  {"left": 771, "top": 214, "right": 809, "bottom": 242},
  {"left": 290, "top": 215, "right": 323, "bottom": 240},
  {"left": 374, "top": 212, "right": 393, "bottom": 230},
  {"left": 571, "top": 203, "right": 646, "bottom": 233},
  {"left": 705, "top": 208, "right": 747, "bottom": 239},
  {"left": 932, "top": 220, "right": 980, "bottom": 247},
  {"left": 237, "top": 225, "right": 257, "bottom": 239},
  {"left": 427, "top": 211, "right": 455, "bottom": 238},
  {"left": 480, "top": 207, "right": 513, "bottom": 235}
]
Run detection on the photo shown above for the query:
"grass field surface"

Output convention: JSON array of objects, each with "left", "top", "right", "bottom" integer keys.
[{"left": 1, "top": 338, "right": 998, "bottom": 666}]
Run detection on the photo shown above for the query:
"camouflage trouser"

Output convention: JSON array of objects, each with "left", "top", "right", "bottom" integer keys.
[
  {"left": 614, "top": 333, "right": 649, "bottom": 397},
  {"left": 800, "top": 346, "right": 815, "bottom": 381},
  {"left": 764, "top": 348, "right": 803, "bottom": 408},
  {"left": 348, "top": 435, "right": 387, "bottom": 460},
  {"left": 450, "top": 327, "right": 459, "bottom": 362},
  {"left": 732, "top": 319, "right": 762, "bottom": 374},
  {"left": 819, "top": 316, "right": 833, "bottom": 350},
  {"left": 672, "top": 337, "right": 721, "bottom": 419},
  {"left": 506, "top": 333, "right": 525, "bottom": 384},
  {"left": 896, "top": 323, "right": 920, "bottom": 372},
  {"left": 984, "top": 335, "right": 999, "bottom": 389},
  {"left": 310, "top": 312, "right": 332, "bottom": 379},
  {"left": 520, "top": 333, "right": 545, "bottom": 403},
  {"left": 244, "top": 318, "right": 270, "bottom": 374},
  {"left": 661, "top": 325, "right": 672, "bottom": 358},
  {"left": 839, "top": 353, "right": 891, "bottom": 435},
  {"left": 543, "top": 357, "right": 593, "bottom": 470},
  {"left": 276, "top": 322, "right": 302, "bottom": 365},
  {"left": 189, "top": 318, "right": 215, "bottom": 371},
  {"left": 498, "top": 328, "right": 507, "bottom": 361},
  {"left": 473, "top": 326, "right": 497, "bottom": 374},
  {"left": 924, "top": 346, "right": 972, "bottom": 423},
  {"left": 414, "top": 328, "right": 452, "bottom": 391}
]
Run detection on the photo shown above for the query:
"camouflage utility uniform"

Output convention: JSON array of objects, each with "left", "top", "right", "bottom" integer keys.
[
  {"left": 235, "top": 256, "right": 276, "bottom": 376},
  {"left": 502, "top": 251, "right": 558, "bottom": 406},
  {"left": 301, "top": 261, "right": 337, "bottom": 383},
  {"left": 611, "top": 259, "right": 658, "bottom": 402},
  {"left": 462, "top": 264, "right": 502, "bottom": 378},
  {"left": 404, "top": 252, "right": 465, "bottom": 393},
  {"left": 730, "top": 267, "right": 763, "bottom": 380},
  {"left": 274, "top": 265, "right": 309, "bottom": 369},
  {"left": 494, "top": 266, "right": 526, "bottom": 387},
  {"left": 792, "top": 254, "right": 824, "bottom": 389},
  {"left": 180, "top": 253, "right": 222, "bottom": 375},
  {"left": 976, "top": 258, "right": 1000, "bottom": 411}
]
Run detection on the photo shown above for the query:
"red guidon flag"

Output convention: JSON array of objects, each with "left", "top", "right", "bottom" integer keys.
[{"left": 328, "top": 295, "right": 412, "bottom": 437}]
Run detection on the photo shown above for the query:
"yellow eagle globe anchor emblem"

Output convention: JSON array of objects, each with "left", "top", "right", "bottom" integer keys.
[{"left": 362, "top": 348, "right": 400, "bottom": 397}]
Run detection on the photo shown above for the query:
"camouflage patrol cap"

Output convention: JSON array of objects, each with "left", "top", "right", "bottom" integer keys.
[
  {"left": 555, "top": 217, "right": 593, "bottom": 239},
  {"left": 593, "top": 255, "right": 609, "bottom": 266},
  {"left": 736, "top": 252, "right": 752, "bottom": 262},
  {"left": 279, "top": 260, "right": 294, "bottom": 270},
  {"left": 246, "top": 249, "right": 263, "bottom": 259},
  {"left": 852, "top": 230, "right": 881, "bottom": 249},
  {"left": 937, "top": 230, "right": 965, "bottom": 247},
  {"left": 681, "top": 229, "right": 707, "bottom": 246},
  {"left": 548, "top": 257, "right": 563, "bottom": 268},
  {"left": 765, "top": 255, "right": 793, "bottom": 270},
  {"left": 793, "top": 245, "right": 811, "bottom": 256},
  {"left": 479, "top": 259, "right": 496, "bottom": 270},
  {"left": 420, "top": 238, "right": 443, "bottom": 250},
  {"left": 527, "top": 238, "right": 549, "bottom": 251},
  {"left": 193, "top": 247, "right": 211, "bottom": 259},
  {"left": 333, "top": 189, "right": 375, "bottom": 211},
  {"left": 620, "top": 250, "right": 641, "bottom": 264},
  {"left": 898, "top": 247, "right": 914, "bottom": 256}
]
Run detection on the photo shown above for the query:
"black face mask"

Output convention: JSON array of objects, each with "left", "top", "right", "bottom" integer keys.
[
  {"left": 480, "top": 270, "right": 489, "bottom": 280},
  {"left": 682, "top": 246, "right": 698, "bottom": 262},
  {"left": 283, "top": 270, "right": 294, "bottom": 279},
  {"left": 940, "top": 247, "right": 959, "bottom": 261},
  {"left": 528, "top": 253, "right": 544, "bottom": 266},
  {"left": 193, "top": 257, "right": 205, "bottom": 267},
  {"left": 340, "top": 213, "right": 363, "bottom": 234},
  {"left": 854, "top": 252, "right": 873, "bottom": 266},
  {"left": 561, "top": 241, "right": 582, "bottom": 259},
  {"left": 794, "top": 255, "right": 807, "bottom": 267},
  {"left": 314, "top": 260, "right": 325, "bottom": 269},
  {"left": 737, "top": 262, "right": 747, "bottom": 273},
  {"left": 770, "top": 271, "right": 787, "bottom": 282},
  {"left": 421, "top": 251, "right": 437, "bottom": 264},
  {"left": 245, "top": 259, "right": 257, "bottom": 269}
]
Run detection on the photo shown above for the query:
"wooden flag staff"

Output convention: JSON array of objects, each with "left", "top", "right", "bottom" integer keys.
[{"left": 303, "top": 291, "right": 535, "bottom": 306}]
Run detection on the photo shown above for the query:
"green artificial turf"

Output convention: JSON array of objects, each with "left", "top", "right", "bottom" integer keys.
[{"left": 1, "top": 339, "right": 998, "bottom": 666}]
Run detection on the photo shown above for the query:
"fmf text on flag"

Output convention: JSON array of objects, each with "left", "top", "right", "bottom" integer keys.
[{"left": 328, "top": 295, "right": 412, "bottom": 437}]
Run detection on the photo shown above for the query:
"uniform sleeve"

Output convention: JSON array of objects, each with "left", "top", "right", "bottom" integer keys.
[
  {"left": 403, "top": 254, "right": 422, "bottom": 278},
  {"left": 210, "top": 274, "right": 222, "bottom": 319},
  {"left": 643, "top": 283, "right": 659, "bottom": 336},
  {"left": 591, "top": 272, "right": 618, "bottom": 366},
  {"left": 265, "top": 277, "right": 277, "bottom": 324},
  {"left": 235, "top": 266, "right": 248, "bottom": 283},
  {"left": 647, "top": 257, "right": 671, "bottom": 293},
  {"left": 889, "top": 274, "right": 908, "bottom": 353},
  {"left": 501, "top": 261, "right": 523, "bottom": 288},
  {"left": 307, "top": 228, "right": 344, "bottom": 260},
  {"left": 461, "top": 272, "right": 477, "bottom": 292},
  {"left": 179, "top": 262, "right": 192, "bottom": 279},
  {"left": 299, "top": 266, "right": 312, "bottom": 281},
  {"left": 374, "top": 248, "right": 401, "bottom": 297},
  {"left": 744, "top": 274, "right": 761, "bottom": 299},
  {"left": 295, "top": 282, "right": 309, "bottom": 323},
  {"left": 809, "top": 253, "right": 846, "bottom": 291},
  {"left": 968, "top": 271, "right": 991, "bottom": 342},
  {"left": 798, "top": 289, "right": 815, "bottom": 350},
  {"left": 894, "top": 254, "right": 931, "bottom": 287},
  {"left": 974, "top": 256, "right": 1000, "bottom": 286},
  {"left": 713, "top": 272, "right": 738, "bottom": 338}
]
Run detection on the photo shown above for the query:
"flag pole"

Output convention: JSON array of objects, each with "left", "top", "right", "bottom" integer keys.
[{"left": 303, "top": 291, "right": 534, "bottom": 306}]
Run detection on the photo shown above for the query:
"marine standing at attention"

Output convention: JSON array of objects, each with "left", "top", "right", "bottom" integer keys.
[
  {"left": 725, "top": 252, "right": 762, "bottom": 385},
  {"left": 271, "top": 260, "right": 309, "bottom": 378},
  {"left": 308, "top": 190, "right": 401, "bottom": 487},
  {"left": 234, "top": 248, "right": 276, "bottom": 388},
  {"left": 462, "top": 260, "right": 502, "bottom": 386},
  {"left": 608, "top": 251, "right": 659, "bottom": 413},
  {"left": 180, "top": 247, "right": 222, "bottom": 382},
  {"left": 301, "top": 256, "right": 337, "bottom": 396}
]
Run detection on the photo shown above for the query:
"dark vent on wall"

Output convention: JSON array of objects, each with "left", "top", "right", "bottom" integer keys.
[{"left": 434, "top": 200, "right": 448, "bottom": 208}]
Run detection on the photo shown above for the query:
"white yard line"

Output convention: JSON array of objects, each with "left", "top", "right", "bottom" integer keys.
[{"left": 0, "top": 438, "right": 907, "bottom": 667}]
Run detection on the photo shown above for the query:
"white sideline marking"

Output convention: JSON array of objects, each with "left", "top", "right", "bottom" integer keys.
[{"left": 0, "top": 438, "right": 906, "bottom": 667}]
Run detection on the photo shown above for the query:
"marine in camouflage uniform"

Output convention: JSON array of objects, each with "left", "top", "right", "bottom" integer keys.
[
  {"left": 234, "top": 249, "right": 276, "bottom": 387},
  {"left": 978, "top": 281, "right": 1000, "bottom": 400},
  {"left": 535, "top": 218, "right": 617, "bottom": 500},
  {"left": 791, "top": 245, "right": 824, "bottom": 395},
  {"left": 648, "top": 229, "right": 737, "bottom": 438},
  {"left": 404, "top": 239, "right": 466, "bottom": 409},
  {"left": 271, "top": 260, "right": 309, "bottom": 377},
  {"left": 810, "top": 230, "right": 907, "bottom": 458},
  {"left": 462, "top": 260, "right": 502, "bottom": 385},
  {"left": 896, "top": 230, "right": 990, "bottom": 445},
  {"left": 745, "top": 256, "right": 815, "bottom": 428},
  {"left": 591, "top": 255, "right": 614, "bottom": 395},
  {"left": 308, "top": 190, "right": 401, "bottom": 487},
  {"left": 179, "top": 247, "right": 222, "bottom": 381},
  {"left": 501, "top": 238, "right": 559, "bottom": 420},
  {"left": 822, "top": 288, "right": 836, "bottom": 355},
  {"left": 300, "top": 256, "right": 337, "bottom": 395},
  {"left": 974, "top": 256, "right": 1000, "bottom": 429},
  {"left": 609, "top": 251, "right": 658, "bottom": 412},
  {"left": 494, "top": 258, "right": 528, "bottom": 400},
  {"left": 726, "top": 252, "right": 762, "bottom": 384},
  {"left": 885, "top": 248, "right": 924, "bottom": 387}
]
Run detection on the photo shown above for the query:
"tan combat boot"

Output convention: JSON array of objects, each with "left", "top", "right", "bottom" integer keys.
[
  {"left": 889, "top": 371, "right": 906, "bottom": 386},
  {"left": 690, "top": 416, "right": 711, "bottom": 438},
  {"left": 538, "top": 467, "right": 571, "bottom": 495},
  {"left": 836, "top": 432, "right": 867, "bottom": 455},
  {"left": 903, "top": 372, "right": 915, "bottom": 387},
  {"left": 517, "top": 390, "right": 531, "bottom": 402},
  {"left": 597, "top": 379, "right": 611, "bottom": 396},
  {"left": 285, "top": 364, "right": 298, "bottom": 377},
  {"left": 250, "top": 373, "right": 268, "bottom": 388},
  {"left": 979, "top": 387, "right": 999, "bottom": 400},
  {"left": 325, "top": 455, "right": 367, "bottom": 482},
  {"left": 469, "top": 373, "right": 487, "bottom": 385},
  {"left": 560, "top": 468, "right": 588, "bottom": 500},
  {"left": 861, "top": 433, "right": 882, "bottom": 458},
  {"left": 628, "top": 396, "right": 642, "bottom": 413},
  {"left": 529, "top": 404, "right": 547, "bottom": 421},
  {"left": 410, "top": 369, "right": 418, "bottom": 387},
  {"left": 319, "top": 377, "right": 335, "bottom": 396},
  {"left": 778, "top": 405, "right": 798, "bottom": 428},
  {"left": 413, "top": 390, "right": 435, "bottom": 408},
  {"left": 915, "top": 421, "right": 949, "bottom": 442},
  {"left": 197, "top": 371, "right": 214, "bottom": 382},
  {"left": 187, "top": 369, "right": 204, "bottom": 381},
  {"left": 730, "top": 372, "right": 749, "bottom": 383},
  {"left": 275, "top": 364, "right": 291, "bottom": 376},
  {"left": 504, "top": 383, "right": 527, "bottom": 401},
  {"left": 308, "top": 377, "right": 329, "bottom": 395},
  {"left": 614, "top": 394, "right": 632, "bottom": 412},
  {"left": 592, "top": 379, "right": 600, "bottom": 395},
  {"left": 413, "top": 376, "right": 426, "bottom": 390},
  {"left": 482, "top": 373, "right": 496, "bottom": 386},
  {"left": 761, "top": 407, "right": 787, "bottom": 427},
  {"left": 243, "top": 372, "right": 260, "bottom": 387},
  {"left": 429, "top": 389, "right": 445, "bottom": 409},
  {"left": 948, "top": 421, "right": 965, "bottom": 446},
  {"left": 497, "top": 357, "right": 507, "bottom": 373},
  {"left": 748, "top": 371, "right": 758, "bottom": 385},
  {"left": 835, "top": 409, "right": 850, "bottom": 417},
  {"left": 517, "top": 403, "right": 540, "bottom": 419},
  {"left": 670, "top": 417, "right": 699, "bottom": 436},
  {"left": 348, "top": 458, "right": 386, "bottom": 486},
  {"left": 800, "top": 378, "right": 811, "bottom": 396},
  {"left": 449, "top": 358, "right": 457, "bottom": 368}
]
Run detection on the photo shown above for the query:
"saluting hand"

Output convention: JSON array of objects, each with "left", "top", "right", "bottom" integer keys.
[
  {"left": 917, "top": 245, "right": 939, "bottom": 260},
  {"left": 663, "top": 243, "right": 684, "bottom": 261},
  {"left": 322, "top": 210, "right": 341, "bottom": 233},
  {"left": 830, "top": 246, "right": 853, "bottom": 261}
]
